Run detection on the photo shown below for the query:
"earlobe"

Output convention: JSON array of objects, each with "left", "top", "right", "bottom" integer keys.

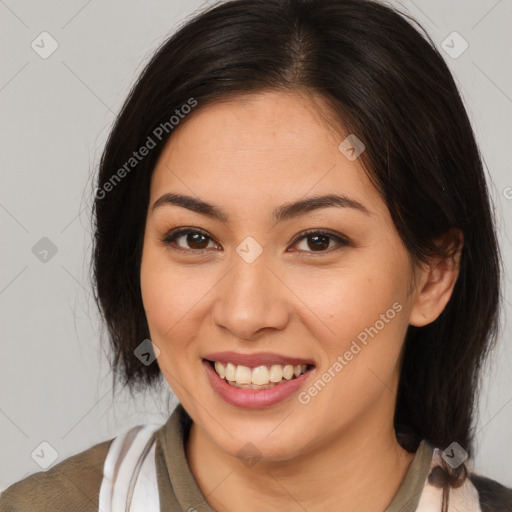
[{"left": 409, "top": 229, "right": 464, "bottom": 327}]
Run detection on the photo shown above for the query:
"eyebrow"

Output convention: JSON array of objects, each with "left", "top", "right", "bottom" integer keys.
[{"left": 151, "top": 192, "right": 372, "bottom": 223}]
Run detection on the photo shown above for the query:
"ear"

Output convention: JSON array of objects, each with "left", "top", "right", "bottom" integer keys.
[{"left": 409, "top": 229, "right": 464, "bottom": 327}]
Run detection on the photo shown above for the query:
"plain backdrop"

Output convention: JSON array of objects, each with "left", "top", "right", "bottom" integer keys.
[{"left": 1, "top": 0, "right": 511, "bottom": 492}]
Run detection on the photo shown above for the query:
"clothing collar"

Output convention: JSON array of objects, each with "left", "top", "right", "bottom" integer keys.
[{"left": 385, "top": 438, "right": 434, "bottom": 511}]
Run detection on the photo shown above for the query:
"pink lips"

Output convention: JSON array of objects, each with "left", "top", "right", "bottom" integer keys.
[{"left": 202, "top": 352, "right": 315, "bottom": 409}]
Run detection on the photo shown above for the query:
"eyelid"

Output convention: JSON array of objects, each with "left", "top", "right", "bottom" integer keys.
[
  {"left": 161, "top": 226, "right": 351, "bottom": 254},
  {"left": 160, "top": 226, "right": 219, "bottom": 251},
  {"left": 287, "top": 228, "right": 350, "bottom": 253}
]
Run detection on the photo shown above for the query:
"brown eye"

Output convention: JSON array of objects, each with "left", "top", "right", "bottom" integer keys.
[
  {"left": 162, "top": 228, "right": 217, "bottom": 251},
  {"left": 303, "top": 233, "right": 330, "bottom": 251},
  {"left": 182, "top": 232, "right": 210, "bottom": 249},
  {"left": 291, "top": 230, "right": 349, "bottom": 253}
]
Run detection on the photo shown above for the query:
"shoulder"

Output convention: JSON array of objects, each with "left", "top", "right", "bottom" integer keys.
[
  {"left": 468, "top": 472, "right": 512, "bottom": 512},
  {"left": 0, "top": 437, "right": 114, "bottom": 512}
]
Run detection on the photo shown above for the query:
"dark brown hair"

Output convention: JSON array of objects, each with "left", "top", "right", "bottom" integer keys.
[{"left": 91, "top": 0, "right": 506, "bottom": 507}]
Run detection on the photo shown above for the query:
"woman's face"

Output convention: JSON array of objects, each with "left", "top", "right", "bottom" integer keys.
[{"left": 140, "top": 90, "right": 425, "bottom": 461}]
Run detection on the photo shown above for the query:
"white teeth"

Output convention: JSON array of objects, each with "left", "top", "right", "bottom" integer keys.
[
  {"left": 214, "top": 361, "right": 225, "bottom": 379},
  {"left": 235, "top": 365, "right": 252, "bottom": 384},
  {"left": 212, "top": 361, "right": 308, "bottom": 386},
  {"left": 251, "top": 365, "right": 270, "bottom": 385},
  {"left": 269, "top": 364, "right": 283, "bottom": 382},
  {"left": 282, "top": 365, "right": 294, "bottom": 380},
  {"left": 225, "top": 362, "right": 236, "bottom": 381}
]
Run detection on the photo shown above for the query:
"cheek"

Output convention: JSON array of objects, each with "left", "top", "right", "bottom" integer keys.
[
  {"left": 139, "top": 245, "right": 214, "bottom": 347},
  {"left": 140, "top": 250, "right": 198, "bottom": 383},
  {"left": 140, "top": 249, "right": 169, "bottom": 335},
  {"left": 300, "top": 275, "right": 408, "bottom": 426},
  {"left": 293, "top": 258, "right": 406, "bottom": 339},
  {"left": 293, "top": 254, "right": 410, "bottom": 397},
  {"left": 140, "top": 244, "right": 184, "bottom": 344}
]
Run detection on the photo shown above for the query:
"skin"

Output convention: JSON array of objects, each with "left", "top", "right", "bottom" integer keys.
[{"left": 140, "top": 90, "right": 463, "bottom": 512}]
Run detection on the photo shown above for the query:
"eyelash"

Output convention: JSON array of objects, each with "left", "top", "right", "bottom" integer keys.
[{"left": 160, "top": 227, "right": 350, "bottom": 255}]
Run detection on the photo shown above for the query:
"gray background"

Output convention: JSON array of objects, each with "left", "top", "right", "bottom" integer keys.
[{"left": 1, "top": 0, "right": 511, "bottom": 492}]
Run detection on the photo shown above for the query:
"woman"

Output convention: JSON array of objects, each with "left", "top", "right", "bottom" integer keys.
[{"left": 1, "top": 0, "right": 511, "bottom": 511}]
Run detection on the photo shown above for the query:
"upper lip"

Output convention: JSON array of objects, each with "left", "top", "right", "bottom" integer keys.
[{"left": 203, "top": 351, "right": 315, "bottom": 367}]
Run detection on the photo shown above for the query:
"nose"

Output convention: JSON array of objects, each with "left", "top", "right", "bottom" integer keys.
[{"left": 211, "top": 250, "right": 290, "bottom": 341}]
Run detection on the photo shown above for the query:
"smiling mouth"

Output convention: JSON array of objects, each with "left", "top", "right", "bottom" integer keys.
[{"left": 205, "top": 359, "right": 315, "bottom": 390}]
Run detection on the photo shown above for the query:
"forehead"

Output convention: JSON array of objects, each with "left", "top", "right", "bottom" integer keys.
[{"left": 149, "top": 91, "right": 385, "bottom": 218}]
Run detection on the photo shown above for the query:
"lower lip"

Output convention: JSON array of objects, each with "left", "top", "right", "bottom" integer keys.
[{"left": 203, "top": 360, "right": 313, "bottom": 409}]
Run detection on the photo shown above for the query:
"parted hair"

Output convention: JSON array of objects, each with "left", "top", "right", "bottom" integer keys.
[{"left": 91, "top": 2, "right": 505, "bottom": 506}]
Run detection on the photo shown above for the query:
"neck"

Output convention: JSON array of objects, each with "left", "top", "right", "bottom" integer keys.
[{"left": 185, "top": 406, "right": 416, "bottom": 512}]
